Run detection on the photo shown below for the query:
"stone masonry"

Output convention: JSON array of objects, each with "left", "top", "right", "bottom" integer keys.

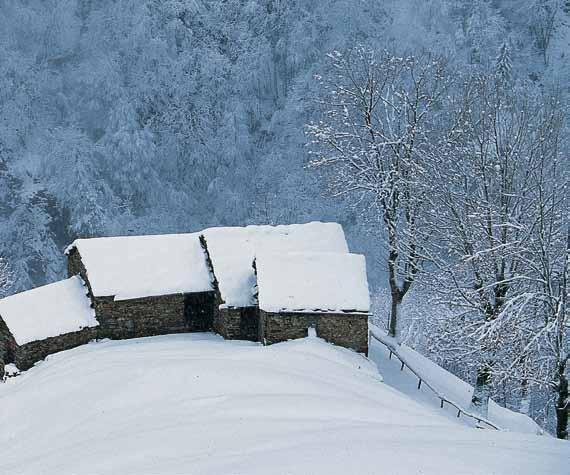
[
  {"left": 68, "top": 247, "right": 216, "bottom": 340},
  {"left": 67, "top": 247, "right": 91, "bottom": 289},
  {"left": 259, "top": 311, "right": 368, "bottom": 355},
  {"left": 91, "top": 294, "right": 187, "bottom": 340},
  {"left": 0, "top": 317, "right": 17, "bottom": 378},
  {"left": 201, "top": 235, "right": 260, "bottom": 342},
  {"left": 14, "top": 327, "right": 98, "bottom": 371},
  {"left": 0, "top": 316, "right": 97, "bottom": 375},
  {"left": 214, "top": 307, "right": 259, "bottom": 341}
]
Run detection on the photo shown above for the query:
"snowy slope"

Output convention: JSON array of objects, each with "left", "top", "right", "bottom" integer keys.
[
  {"left": 368, "top": 327, "right": 543, "bottom": 435},
  {"left": 1, "top": 334, "right": 568, "bottom": 475}
]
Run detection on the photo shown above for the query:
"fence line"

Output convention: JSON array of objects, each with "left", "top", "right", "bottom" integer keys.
[{"left": 369, "top": 330, "right": 501, "bottom": 431}]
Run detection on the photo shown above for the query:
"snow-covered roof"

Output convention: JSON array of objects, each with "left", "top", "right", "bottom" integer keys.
[
  {"left": 202, "top": 222, "right": 349, "bottom": 308},
  {"left": 0, "top": 276, "right": 98, "bottom": 345},
  {"left": 66, "top": 234, "right": 213, "bottom": 301},
  {"left": 255, "top": 252, "right": 370, "bottom": 314},
  {"left": 201, "top": 227, "right": 255, "bottom": 308},
  {"left": 246, "top": 222, "right": 349, "bottom": 254}
]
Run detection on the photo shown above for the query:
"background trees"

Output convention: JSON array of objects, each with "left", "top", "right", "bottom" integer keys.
[
  {"left": 309, "top": 44, "right": 568, "bottom": 431},
  {"left": 529, "top": 0, "right": 561, "bottom": 65},
  {"left": 2, "top": 0, "right": 567, "bottom": 295},
  {"left": 425, "top": 75, "right": 567, "bottom": 418},
  {"left": 0, "top": 258, "right": 10, "bottom": 297},
  {"left": 307, "top": 49, "right": 451, "bottom": 337},
  {"left": 516, "top": 142, "right": 568, "bottom": 438}
]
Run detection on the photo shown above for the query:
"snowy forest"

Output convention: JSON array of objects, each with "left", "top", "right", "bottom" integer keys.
[{"left": 0, "top": 1, "right": 568, "bottom": 436}]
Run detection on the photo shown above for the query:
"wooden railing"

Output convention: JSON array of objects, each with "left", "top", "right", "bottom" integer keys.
[{"left": 369, "top": 330, "right": 501, "bottom": 431}]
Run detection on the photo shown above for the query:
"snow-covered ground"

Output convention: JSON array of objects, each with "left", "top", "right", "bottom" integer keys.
[{"left": 1, "top": 334, "right": 568, "bottom": 475}]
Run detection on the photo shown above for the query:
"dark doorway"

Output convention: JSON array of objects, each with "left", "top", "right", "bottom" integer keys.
[{"left": 184, "top": 292, "right": 216, "bottom": 331}]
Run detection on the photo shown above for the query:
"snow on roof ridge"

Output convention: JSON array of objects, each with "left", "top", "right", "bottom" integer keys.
[
  {"left": 0, "top": 276, "right": 98, "bottom": 345},
  {"left": 65, "top": 232, "right": 198, "bottom": 255},
  {"left": 64, "top": 221, "right": 345, "bottom": 254},
  {"left": 200, "top": 222, "right": 350, "bottom": 308}
]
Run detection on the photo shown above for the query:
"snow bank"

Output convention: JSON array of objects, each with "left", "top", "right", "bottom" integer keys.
[
  {"left": 0, "top": 334, "right": 567, "bottom": 475},
  {"left": 368, "top": 327, "right": 543, "bottom": 435},
  {"left": 256, "top": 252, "right": 370, "bottom": 313},
  {"left": 0, "top": 276, "right": 97, "bottom": 345},
  {"left": 66, "top": 234, "right": 213, "bottom": 301},
  {"left": 202, "top": 222, "right": 349, "bottom": 307}
]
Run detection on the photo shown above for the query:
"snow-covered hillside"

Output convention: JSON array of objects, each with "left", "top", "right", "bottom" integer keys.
[
  {"left": 1, "top": 334, "right": 568, "bottom": 475},
  {"left": 368, "top": 328, "right": 543, "bottom": 434},
  {"left": 2, "top": 0, "right": 568, "bottom": 294}
]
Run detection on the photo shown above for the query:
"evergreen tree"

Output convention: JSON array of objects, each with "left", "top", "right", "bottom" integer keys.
[{"left": 495, "top": 42, "right": 513, "bottom": 84}]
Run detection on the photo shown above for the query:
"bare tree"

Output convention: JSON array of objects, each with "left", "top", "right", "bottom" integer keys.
[
  {"left": 536, "top": 228, "right": 569, "bottom": 439},
  {"left": 529, "top": 0, "right": 561, "bottom": 65},
  {"left": 307, "top": 48, "right": 451, "bottom": 338},
  {"left": 426, "top": 76, "right": 566, "bottom": 418},
  {"left": 517, "top": 143, "right": 569, "bottom": 438}
]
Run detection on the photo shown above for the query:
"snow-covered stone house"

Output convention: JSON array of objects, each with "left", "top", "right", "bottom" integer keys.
[
  {"left": 256, "top": 252, "right": 369, "bottom": 354},
  {"left": 0, "top": 276, "right": 99, "bottom": 372},
  {"left": 65, "top": 234, "right": 216, "bottom": 339},
  {"left": 0, "top": 222, "right": 370, "bottom": 376},
  {"left": 200, "top": 222, "right": 368, "bottom": 352}
]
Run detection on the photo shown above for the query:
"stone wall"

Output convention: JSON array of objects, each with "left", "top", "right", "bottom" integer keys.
[
  {"left": 14, "top": 326, "right": 98, "bottom": 371},
  {"left": 69, "top": 247, "right": 216, "bottom": 339},
  {"left": 67, "top": 247, "right": 92, "bottom": 293},
  {"left": 1, "top": 242, "right": 369, "bottom": 378},
  {"left": 213, "top": 307, "right": 239, "bottom": 339},
  {"left": 0, "top": 317, "right": 17, "bottom": 379},
  {"left": 200, "top": 234, "right": 229, "bottom": 336},
  {"left": 93, "top": 294, "right": 183, "bottom": 339},
  {"left": 214, "top": 307, "right": 259, "bottom": 341},
  {"left": 259, "top": 311, "right": 368, "bottom": 354}
]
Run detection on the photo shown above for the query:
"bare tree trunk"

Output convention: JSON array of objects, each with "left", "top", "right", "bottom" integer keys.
[
  {"left": 471, "top": 362, "right": 493, "bottom": 418},
  {"left": 387, "top": 233, "right": 411, "bottom": 339},
  {"left": 388, "top": 290, "right": 400, "bottom": 338},
  {"left": 387, "top": 251, "right": 407, "bottom": 339},
  {"left": 387, "top": 230, "right": 400, "bottom": 338},
  {"left": 555, "top": 230, "right": 569, "bottom": 439},
  {"left": 555, "top": 361, "right": 568, "bottom": 440}
]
